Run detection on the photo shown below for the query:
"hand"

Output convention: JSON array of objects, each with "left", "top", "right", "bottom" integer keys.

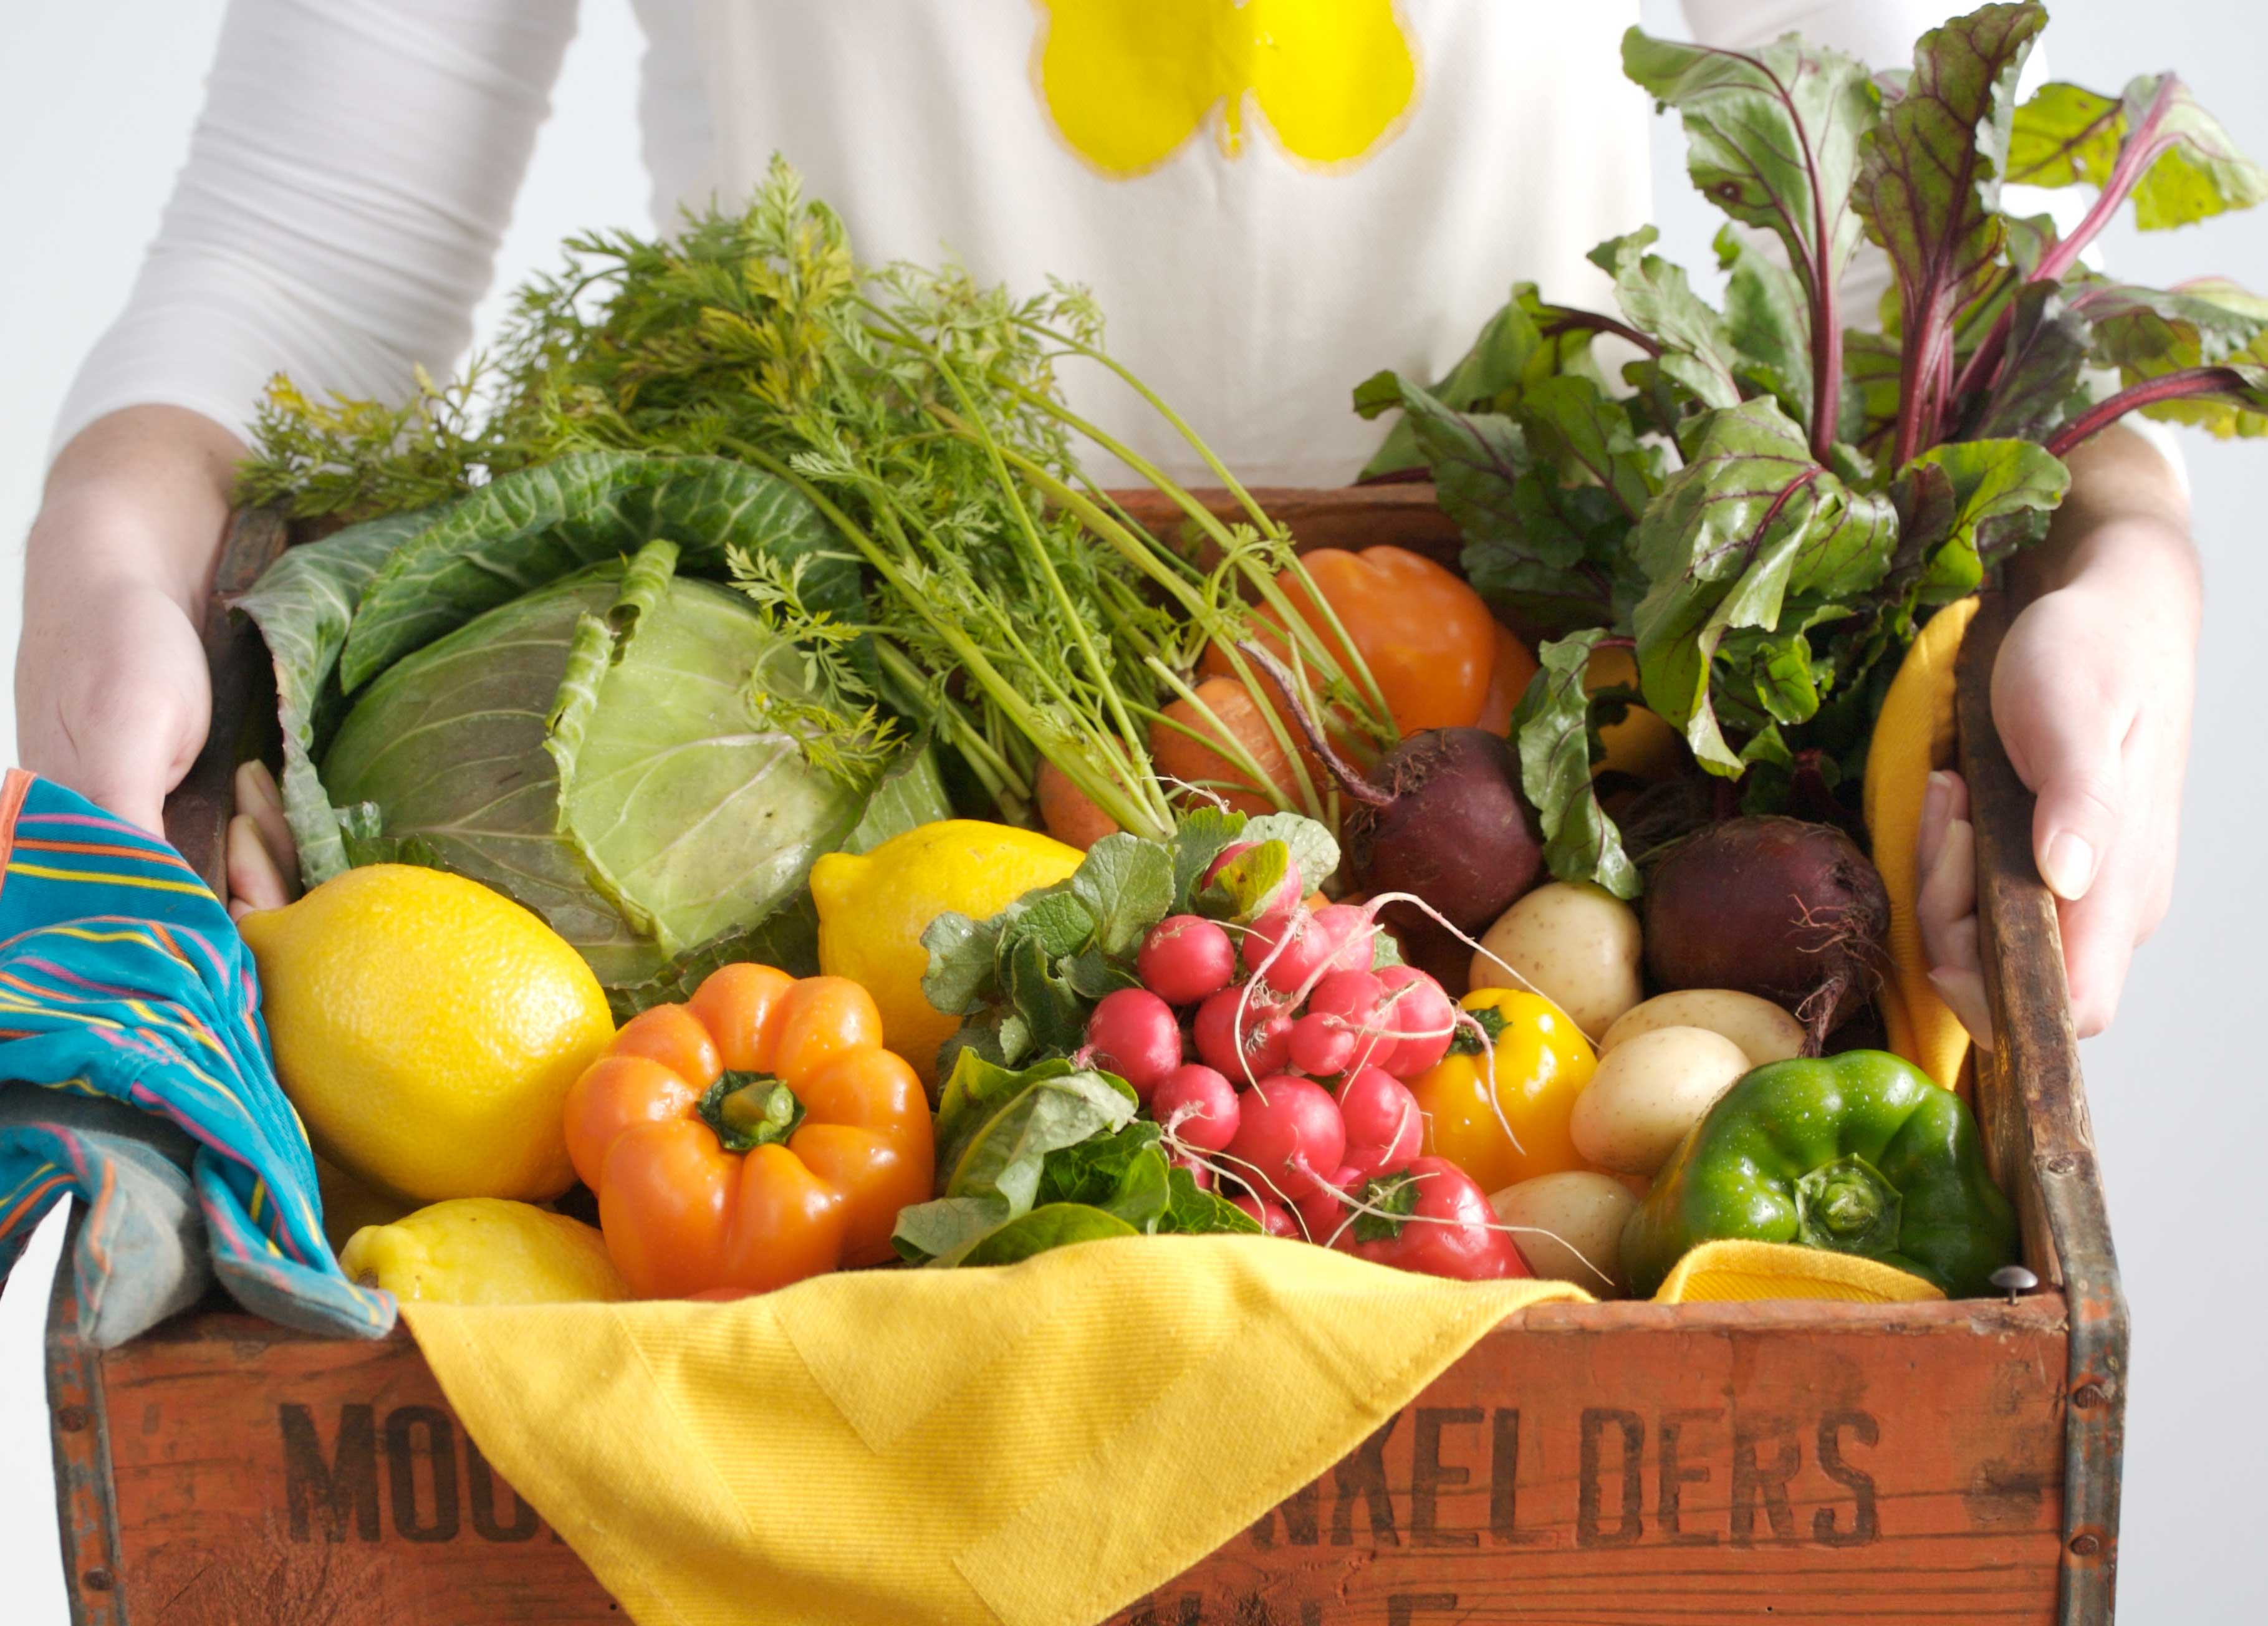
[
  {"left": 1916, "top": 428, "right": 2198, "bottom": 1042},
  {"left": 14, "top": 573, "right": 211, "bottom": 835},
  {"left": 16, "top": 406, "right": 246, "bottom": 834},
  {"left": 227, "top": 761, "right": 300, "bottom": 918}
]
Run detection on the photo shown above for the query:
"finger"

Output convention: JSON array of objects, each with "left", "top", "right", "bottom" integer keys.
[
  {"left": 1916, "top": 770, "right": 1954, "bottom": 878},
  {"left": 1918, "top": 816, "right": 1978, "bottom": 955},
  {"left": 226, "top": 814, "right": 293, "bottom": 915},
  {"left": 2055, "top": 859, "right": 2148, "bottom": 1039},
  {"left": 1994, "top": 660, "right": 2127, "bottom": 905},
  {"left": 234, "top": 761, "right": 301, "bottom": 901},
  {"left": 1929, "top": 968, "right": 1996, "bottom": 1052}
]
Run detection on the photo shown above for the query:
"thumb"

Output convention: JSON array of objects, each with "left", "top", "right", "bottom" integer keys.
[{"left": 1992, "top": 648, "right": 2128, "bottom": 905}]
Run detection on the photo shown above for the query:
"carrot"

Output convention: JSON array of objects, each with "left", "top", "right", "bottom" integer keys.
[
  {"left": 1150, "top": 677, "right": 1301, "bottom": 817},
  {"left": 1036, "top": 758, "right": 1123, "bottom": 850}
]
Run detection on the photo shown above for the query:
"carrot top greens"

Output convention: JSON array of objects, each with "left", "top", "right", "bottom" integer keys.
[{"left": 239, "top": 158, "right": 1395, "bottom": 842}]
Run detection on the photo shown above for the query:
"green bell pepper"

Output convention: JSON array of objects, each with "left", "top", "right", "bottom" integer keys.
[{"left": 1620, "top": 1050, "right": 2020, "bottom": 1299}]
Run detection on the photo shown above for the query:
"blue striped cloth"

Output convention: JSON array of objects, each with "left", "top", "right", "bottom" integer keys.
[{"left": 0, "top": 771, "right": 393, "bottom": 1344}]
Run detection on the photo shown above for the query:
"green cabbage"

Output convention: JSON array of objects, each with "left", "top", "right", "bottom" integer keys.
[{"left": 236, "top": 452, "right": 950, "bottom": 1006}]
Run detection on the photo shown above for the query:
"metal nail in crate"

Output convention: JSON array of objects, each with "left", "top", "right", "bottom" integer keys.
[{"left": 47, "top": 489, "right": 2125, "bottom": 1625}]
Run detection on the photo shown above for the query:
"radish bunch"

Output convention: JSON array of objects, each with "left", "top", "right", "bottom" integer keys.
[{"left": 1078, "top": 845, "right": 1474, "bottom": 1256}]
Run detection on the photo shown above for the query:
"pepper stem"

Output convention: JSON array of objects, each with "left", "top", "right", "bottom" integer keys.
[
  {"left": 698, "top": 1072, "right": 806, "bottom": 1153},
  {"left": 1793, "top": 1154, "right": 1903, "bottom": 1259}
]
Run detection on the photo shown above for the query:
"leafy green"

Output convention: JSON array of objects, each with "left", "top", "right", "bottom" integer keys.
[
  {"left": 1630, "top": 399, "right": 1895, "bottom": 773},
  {"left": 923, "top": 810, "right": 1333, "bottom": 1072},
  {"left": 1511, "top": 630, "right": 1639, "bottom": 898},
  {"left": 842, "top": 743, "right": 956, "bottom": 855},
  {"left": 956, "top": 1206, "right": 1141, "bottom": 1266},
  {"left": 895, "top": 1054, "right": 1252, "bottom": 1266},
  {"left": 1363, "top": 6, "right": 2268, "bottom": 888},
  {"left": 600, "top": 898, "right": 822, "bottom": 1024},
  {"left": 2010, "top": 74, "right": 2268, "bottom": 231},
  {"left": 937, "top": 1064, "right": 1136, "bottom": 1215},
  {"left": 1590, "top": 227, "right": 1744, "bottom": 416},
  {"left": 1070, "top": 835, "right": 1176, "bottom": 957},
  {"left": 1852, "top": 2, "right": 2045, "bottom": 466},
  {"left": 230, "top": 508, "right": 438, "bottom": 885},
  {"left": 337, "top": 452, "right": 847, "bottom": 693}
]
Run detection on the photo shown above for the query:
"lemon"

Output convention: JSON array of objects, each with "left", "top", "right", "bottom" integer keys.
[
  {"left": 810, "top": 820, "right": 1080, "bottom": 1079},
  {"left": 340, "top": 1198, "right": 628, "bottom": 1305},
  {"left": 240, "top": 864, "right": 615, "bottom": 1203}
]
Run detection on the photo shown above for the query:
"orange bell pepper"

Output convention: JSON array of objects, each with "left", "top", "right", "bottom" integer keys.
[
  {"left": 1203, "top": 545, "right": 1518, "bottom": 739},
  {"left": 562, "top": 966, "right": 935, "bottom": 1298}
]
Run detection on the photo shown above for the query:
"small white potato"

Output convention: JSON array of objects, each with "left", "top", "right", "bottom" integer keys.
[
  {"left": 1470, "top": 882, "right": 1643, "bottom": 1038},
  {"left": 1601, "top": 989, "right": 1805, "bottom": 1067},
  {"left": 1490, "top": 1171, "right": 1638, "bottom": 1296},
  {"left": 1569, "top": 1025, "right": 1752, "bottom": 1176}
]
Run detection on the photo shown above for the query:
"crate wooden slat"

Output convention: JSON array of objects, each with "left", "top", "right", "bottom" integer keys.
[{"left": 44, "top": 487, "right": 2123, "bottom": 1625}]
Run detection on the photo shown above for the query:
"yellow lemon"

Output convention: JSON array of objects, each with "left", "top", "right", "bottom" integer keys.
[
  {"left": 340, "top": 1198, "right": 628, "bottom": 1305},
  {"left": 240, "top": 864, "right": 615, "bottom": 1203},
  {"left": 810, "top": 821, "right": 1082, "bottom": 1081}
]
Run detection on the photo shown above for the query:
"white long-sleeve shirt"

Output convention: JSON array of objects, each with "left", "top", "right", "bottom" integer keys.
[{"left": 57, "top": 1, "right": 1977, "bottom": 486}]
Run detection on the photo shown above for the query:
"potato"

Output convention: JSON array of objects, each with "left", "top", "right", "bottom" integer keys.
[
  {"left": 1469, "top": 882, "right": 1642, "bottom": 1037},
  {"left": 1601, "top": 989, "right": 1805, "bottom": 1067},
  {"left": 1489, "top": 1171, "right": 1638, "bottom": 1296},
  {"left": 1569, "top": 1024, "right": 1752, "bottom": 1175}
]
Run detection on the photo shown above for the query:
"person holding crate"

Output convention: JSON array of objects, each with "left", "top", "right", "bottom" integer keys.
[{"left": 15, "top": 0, "right": 2197, "bottom": 1045}]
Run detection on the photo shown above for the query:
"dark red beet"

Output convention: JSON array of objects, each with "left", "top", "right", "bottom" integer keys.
[
  {"left": 1340, "top": 728, "right": 1545, "bottom": 931},
  {"left": 1643, "top": 815, "right": 1890, "bottom": 1047},
  {"left": 1237, "top": 643, "right": 1544, "bottom": 933}
]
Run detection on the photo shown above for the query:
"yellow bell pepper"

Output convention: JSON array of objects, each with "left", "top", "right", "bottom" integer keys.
[{"left": 1411, "top": 989, "right": 1596, "bottom": 1194}]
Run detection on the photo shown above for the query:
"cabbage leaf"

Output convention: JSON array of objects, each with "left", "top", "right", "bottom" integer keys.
[
  {"left": 320, "top": 548, "right": 867, "bottom": 987},
  {"left": 338, "top": 451, "right": 850, "bottom": 692}
]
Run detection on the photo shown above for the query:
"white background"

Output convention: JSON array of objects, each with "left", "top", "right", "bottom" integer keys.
[{"left": 1, "top": 1, "right": 2262, "bottom": 1621}]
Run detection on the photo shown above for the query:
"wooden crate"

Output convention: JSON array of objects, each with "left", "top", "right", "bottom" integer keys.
[{"left": 46, "top": 491, "right": 2125, "bottom": 1625}]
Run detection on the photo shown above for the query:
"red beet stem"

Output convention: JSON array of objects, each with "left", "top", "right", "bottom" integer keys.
[{"left": 1236, "top": 640, "right": 1393, "bottom": 808}]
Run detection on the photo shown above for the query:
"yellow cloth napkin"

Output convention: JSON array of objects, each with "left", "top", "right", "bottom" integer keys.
[
  {"left": 406, "top": 1232, "right": 1946, "bottom": 1625},
  {"left": 1862, "top": 596, "right": 1979, "bottom": 1089},
  {"left": 406, "top": 1236, "right": 1582, "bottom": 1626},
  {"left": 1652, "top": 1239, "right": 1946, "bottom": 1305}
]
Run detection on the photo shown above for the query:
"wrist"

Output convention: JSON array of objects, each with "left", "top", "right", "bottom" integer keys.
[{"left": 31, "top": 406, "right": 244, "bottom": 615}]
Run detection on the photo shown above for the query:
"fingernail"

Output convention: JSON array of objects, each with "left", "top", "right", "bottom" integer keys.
[
  {"left": 1923, "top": 771, "right": 1953, "bottom": 822},
  {"left": 2042, "top": 830, "right": 2097, "bottom": 901}
]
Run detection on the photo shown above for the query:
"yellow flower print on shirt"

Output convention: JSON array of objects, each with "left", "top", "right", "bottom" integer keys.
[{"left": 1034, "top": 0, "right": 1420, "bottom": 177}]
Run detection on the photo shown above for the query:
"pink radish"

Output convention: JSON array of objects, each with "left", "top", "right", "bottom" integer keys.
[
  {"left": 1224, "top": 1074, "right": 1347, "bottom": 1203},
  {"left": 1296, "top": 1163, "right": 1364, "bottom": 1245},
  {"left": 1306, "top": 969, "right": 1393, "bottom": 1074},
  {"left": 1231, "top": 1190, "right": 1300, "bottom": 1238},
  {"left": 1287, "top": 1010, "right": 1357, "bottom": 1077},
  {"left": 1375, "top": 966, "right": 1456, "bottom": 1078},
  {"left": 1151, "top": 1063, "right": 1241, "bottom": 1153},
  {"left": 1194, "top": 984, "right": 1295, "bottom": 1082},
  {"left": 1242, "top": 905, "right": 1337, "bottom": 994},
  {"left": 1310, "top": 903, "right": 1378, "bottom": 974},
  {"left": 1136, "top": 914, "right": 1237, "bottom": 1006},
  {"left": 1083, "top": 988, "right": 1182, "bottom": 1101},
  {"left": 1336, "top": 1066, "right": 1423, "bottom": 1179}
]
